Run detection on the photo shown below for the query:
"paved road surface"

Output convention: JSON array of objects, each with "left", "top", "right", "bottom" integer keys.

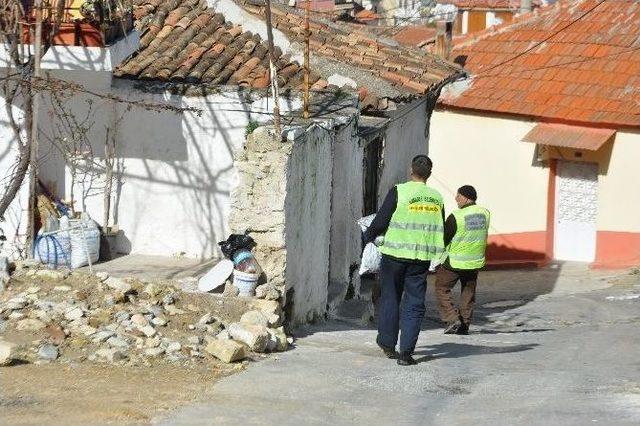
[{"left": 155, "top": 264, "right": 640, "bottom": 425}]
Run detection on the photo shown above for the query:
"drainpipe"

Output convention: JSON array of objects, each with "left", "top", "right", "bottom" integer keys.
[
  {"left": 520, "top": 0, "right": 533, "bottom": 14},
  {"left": 435, "top": 20, "right": 453, "bottom": 61}
]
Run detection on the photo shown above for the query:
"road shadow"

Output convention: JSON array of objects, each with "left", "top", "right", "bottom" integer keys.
[
  {"left": 413, "top": 342, "right": 539, "bottom": 364},
  {"left": 294, "top": 263, "right": 570, "bottom": 338}
]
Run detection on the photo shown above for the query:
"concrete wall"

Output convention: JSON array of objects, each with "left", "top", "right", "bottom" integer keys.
[
  {"left": 596, "top": 130, "right": 640, "bottom": 233},
  {"left": 328, "top": 115, "right": 362, "bottom": 309},
  {"left": 378, "top": 98, "right": 430, "bottom": 201},
  {"left": 72, "top": 83, "right": 300, "bottom": 259},
  {"left": 284, "top": 123, "right": 334, "bottom": 324}
]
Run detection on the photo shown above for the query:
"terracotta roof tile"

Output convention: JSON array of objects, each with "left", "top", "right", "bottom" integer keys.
[
  {"left": 438, "top": 0, "right": 542, "bottom": 8},
  {"left": 440, "top": 0, "right": 640, "bottom": 128},
  {"left": 115, "top": 0, "right": 324, "bottom": 91},
  {"left": 236, "top": 0, "right": 461, "bottom": 96}
]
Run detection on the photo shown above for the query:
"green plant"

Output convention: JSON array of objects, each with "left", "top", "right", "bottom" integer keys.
[{"left": 245, "top": 120, "right": 260, "bottom": 138}]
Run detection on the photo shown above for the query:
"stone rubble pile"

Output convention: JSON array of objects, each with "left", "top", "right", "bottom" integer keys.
[{"left": 0, "top": 267, "right": 292, "bottom": 367}]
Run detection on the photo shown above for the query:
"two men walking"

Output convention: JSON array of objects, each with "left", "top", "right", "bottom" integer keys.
[{"left": 363, "top": 156, "right": 490, "bottom": 366}]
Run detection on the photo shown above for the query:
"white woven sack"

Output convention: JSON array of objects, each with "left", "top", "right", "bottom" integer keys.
[{"left": 69, "top": 219, "right": 100, "bottom": 269}]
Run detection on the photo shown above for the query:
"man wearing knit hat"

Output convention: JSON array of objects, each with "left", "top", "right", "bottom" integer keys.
[{"left": 435, "top": 185, "right": 490, "bottom": 335}]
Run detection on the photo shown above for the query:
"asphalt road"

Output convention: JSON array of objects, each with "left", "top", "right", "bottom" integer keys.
[{"left": 155, "top": 265, "right": 640, "bottom": 425}]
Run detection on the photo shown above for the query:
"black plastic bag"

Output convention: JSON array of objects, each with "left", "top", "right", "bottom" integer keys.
[{"left": 218, "top": 233, "right": 256, "bottom": 260}]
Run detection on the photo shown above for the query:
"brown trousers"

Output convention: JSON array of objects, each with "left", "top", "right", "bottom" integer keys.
[{"left": 435, "top": 266, "right": 478, "bottom": 325}]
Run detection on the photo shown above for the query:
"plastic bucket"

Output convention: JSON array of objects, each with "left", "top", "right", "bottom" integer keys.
[{"left": 233, "top": 269, "right": 260, "bottom": 296}]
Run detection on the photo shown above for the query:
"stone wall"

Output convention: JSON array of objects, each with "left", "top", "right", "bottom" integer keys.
[{"left": 229, "top": 123, "right": 334, "bottom": 326}]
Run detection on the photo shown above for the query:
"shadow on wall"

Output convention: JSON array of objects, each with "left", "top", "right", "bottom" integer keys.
[
  {"left": 43, "top": 81, "right": 260, "bottom": 259},
  {"left": 485, "top": 242, "right": 546, "bottom": 266}
]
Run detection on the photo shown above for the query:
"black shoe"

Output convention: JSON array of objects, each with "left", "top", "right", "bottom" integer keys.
[
  {"left": 376, "top": 337, "right": 397, "bottom": 359},
  {"left": 397, "top": 352, "right": 417, "bottom": 366},
  {"left": 444, "top": 321, "right": 461, "bottom": 334},
  {"left": 456, "top": 323, "right": 469, "bottom": 335}
]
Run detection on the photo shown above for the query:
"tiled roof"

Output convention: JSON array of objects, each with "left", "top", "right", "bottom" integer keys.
[
  {"left": 114, "top": 0, "right": 317, "bottom": 90},
  {"left": 392, "top": 26, "right": 437, "bottom": 48},
  {"left": 437, "top": 0, "right": 542, "bottom": 9},
  {"left": 238, "top": 1, "right": 462, "bottom": 96},
  {"left": 440, "top": 0, "right": 640, "bottom": 128},
  {"left": 522, "top": 123, "right": 616, "bottom": 150}
]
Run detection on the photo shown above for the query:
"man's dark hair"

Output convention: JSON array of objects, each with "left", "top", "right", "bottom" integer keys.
[{"left": 411, "top": 155, "right": 433, "bottom": 179}]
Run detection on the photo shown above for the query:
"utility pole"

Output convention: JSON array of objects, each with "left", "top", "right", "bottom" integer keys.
[
  {"left": 264, "top": 0, "right": 282, "bottom": 140},
  {"left": 303, "top": 0, "right": 310, "bottom": 119},
  {"left": 27, "top": 0, "right": 43, "bottom": 256}
]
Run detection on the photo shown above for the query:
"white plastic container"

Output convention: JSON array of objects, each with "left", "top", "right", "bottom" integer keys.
[{"left": 233, "top": 269, "right": 260, "bottom": 297}]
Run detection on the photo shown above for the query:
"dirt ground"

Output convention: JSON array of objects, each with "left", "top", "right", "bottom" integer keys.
[
  {"left": 1, "top": 361, "right": 243, "bottom": 425},
  {"left": 0, "top": 267, "right": 282, "bottom": 425}
]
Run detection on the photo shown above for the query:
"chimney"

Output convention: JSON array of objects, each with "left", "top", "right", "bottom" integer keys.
[
  {"left": 435, "top": 20, "right": 453, "bottom": 61},
  {"left": 520, "top": 0, "right": 533, "bottom": 14}
]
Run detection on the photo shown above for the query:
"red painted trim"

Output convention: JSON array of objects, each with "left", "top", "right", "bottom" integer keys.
[
  {"left": 545, "top": 159, "right": 556, "bottom": 261},
  {"left": 485, "top": 231, "right": 548, "bottom": 269},
  {"left": 592, "top": 231, "right": 640, "bottom": 269}
]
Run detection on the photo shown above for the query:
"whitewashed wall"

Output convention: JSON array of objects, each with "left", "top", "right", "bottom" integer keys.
[
  {"left": 73, "top": 82, "right": 301, "bottom": 259},
  {"left": 0, "top": 97, "right": 28, "bottom": 259},
  {"left": 328, "top": 115, "right": 362, "bottom": 307},
  {"left": 378, "top": 98, "right": 430, "bottom": 201}
]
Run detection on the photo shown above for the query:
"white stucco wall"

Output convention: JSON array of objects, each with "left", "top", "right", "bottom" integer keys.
[
  {"left": 74, "top": 84, "right": 301, "bottom": 258},
  {"left": 0, "top": 34, "right": 139, "bottom": 72},
  {"left": 378, "top": 98, "right": 430, "bottom": 201},
  {"left": 1, "top": 65, "right": 300, "bottom": 259},
  {"left": 329, "top": 115, "right": 362, "bottom": 304},
  {"left": 597, "top": 130, "right": 640, "bottom": 232},
  {"left": 0, "top": 97, "right": 28, "bottom": 259},
  {"left": 429, "top": 110, "right": 547, "bottom": 234},
  {"left": 284, "top": 123, "right": 333, "bottom": 324}
]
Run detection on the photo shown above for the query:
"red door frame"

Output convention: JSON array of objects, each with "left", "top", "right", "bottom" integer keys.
[{"left": 545, "top": 159, "right": 557, "bottom": 261}]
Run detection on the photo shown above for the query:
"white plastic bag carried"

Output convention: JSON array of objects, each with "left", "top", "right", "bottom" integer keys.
[{"left": 357, "top": 214, "right": 384, "bottom": 275}]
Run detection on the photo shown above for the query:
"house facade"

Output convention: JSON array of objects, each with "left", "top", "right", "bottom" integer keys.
[
  {"left": 430, "top": 0, "right": 640, "bottom": 269},
  {"left": 437, "top": 0, "right": 542, "bottom": 35}
]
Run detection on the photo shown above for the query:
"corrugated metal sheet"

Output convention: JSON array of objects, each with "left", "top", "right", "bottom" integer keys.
[{"left": 522, "top": 123, "right": 616, "bottom": 151}]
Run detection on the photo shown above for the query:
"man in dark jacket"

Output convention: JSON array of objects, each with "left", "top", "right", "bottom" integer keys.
[{"left": 363, "top": 155, "right": 445, "bottom": 366}]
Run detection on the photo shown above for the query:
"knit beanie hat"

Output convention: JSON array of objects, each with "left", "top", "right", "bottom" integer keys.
[{"left": 458, "top": 185, "right": 477, "bottom": 201}]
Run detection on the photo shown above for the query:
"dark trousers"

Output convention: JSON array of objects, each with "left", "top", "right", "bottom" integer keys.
[
  {"left": 377, "top": 255, "right": 429, "bottom": 354},
  {"left": 435, "top": 266, "right": 478, "bottom": 325}
]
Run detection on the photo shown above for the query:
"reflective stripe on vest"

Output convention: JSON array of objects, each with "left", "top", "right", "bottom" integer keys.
[
  {"left": 388, "top": 223, "right": 445, "bottom": 232},
  {"left": 447, "top": 205, "right": 490, "bottom": 270},
  {"left": 380, "top": 182, "right": 445, "bottom": 261}
]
